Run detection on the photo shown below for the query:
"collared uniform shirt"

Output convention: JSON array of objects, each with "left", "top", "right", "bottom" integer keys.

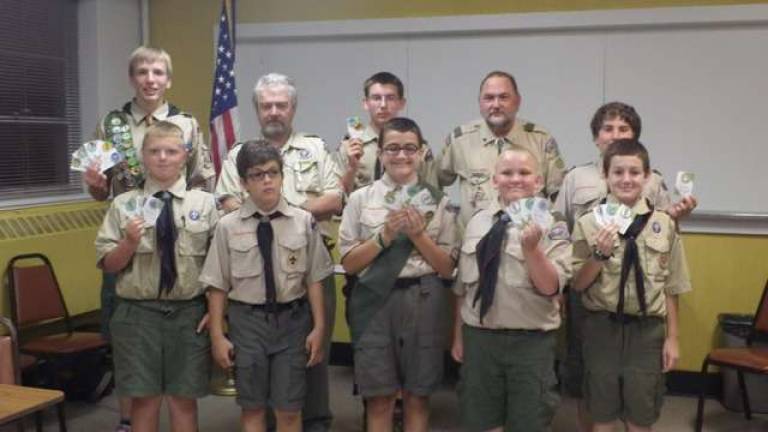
[
  {"left": 216, "top": 132, "right": 343, "bottom": 237},
  {"left": 95, "top": 100, "right": 215, "bottom": 196},
  {"left": 554, "top": 159, "right": 672, "bottom": 231},
  {"left": 338, "top": 173, "right": 459, "bottom": 278},
  {"left": 438, "top": 118, "right": 566, "bottom": 227},
  {"left": 454, "top": 200, "right": 572, "bottom": 331},
  {"left": 199, "top": 198, "right": 333, "bottom": 304},
  {"left": 95, "top": 176, "right": 219, "bottom": 300},
  {"left": 572, "top": 196, "right": 692, "bottom": 317},
  {"left": 334, "top": 125, "right": 440, "bottom": 192}
]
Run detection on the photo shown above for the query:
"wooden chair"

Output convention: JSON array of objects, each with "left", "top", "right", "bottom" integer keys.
[{"left": 695, "top": 279, "right": 768, "bottom": 431}]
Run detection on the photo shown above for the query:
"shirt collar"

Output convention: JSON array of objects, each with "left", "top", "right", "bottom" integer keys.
[
  {"left": 238, "top": 197, "right": 294, "bottom": 220},
  {"left": 361, "top": 125, "right": 379, "bottom": 144},
  {"left": 144, "top": 176, "right": 186, "bottom": 199},
  {"left": 606, "top": 194, "right": 651, "bottom": 215},
  {"left": 479, "top": 118, "right": 522, "bottom": 146},
  {"left": 380, "top": 172, "right": 418, "bottom": 189},
  {"left": 130, "top": 100, "right": 170, "bottom": 125}
]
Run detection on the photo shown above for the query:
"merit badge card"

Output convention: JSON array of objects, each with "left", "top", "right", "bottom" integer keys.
[
  {"left": 593, "top": 203, "right": 633, "bottom": 234},
  {"left": 675, "top": 171, "right": 695, "bottom": 197},
  {"left": 346, "top": 116, "right": 365, "bottom": 140},
  {"left": 70, "top": 140, "right": 123, "bottom": 173},
  {"left": 122, "top": 195, "right": 164, "bottom": 227},
  {"left": 505, "top": 197, "right": 553, "bottom": 230},
  {"left": 383, "top": 185, "right": 438, "bottom": 214}
]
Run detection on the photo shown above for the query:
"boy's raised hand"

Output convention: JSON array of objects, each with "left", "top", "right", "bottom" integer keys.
[
  {"left": 520, "top": 223, "right": 543, "bottom": 253},
  {"left": 403, "top": 207, "right": 427, "bottom": 238},
  {"left": 125, "top": 216, "right": 145, "bottom": 246},
  {"left": 305, "top": 327, "right": 324, "bottom": 367},
  {"left": 667, "top": 195, "right": 698, "bottom": 220}
]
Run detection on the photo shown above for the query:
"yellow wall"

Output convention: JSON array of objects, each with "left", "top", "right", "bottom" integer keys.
[
  {"left": 146, "top": 0, "right": 768, "bottom": 370},
  {"left": 0, "top": 201, "right": 106, "bottom": 319}
]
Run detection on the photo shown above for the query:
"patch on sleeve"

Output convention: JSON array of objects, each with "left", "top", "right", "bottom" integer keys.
[{"left": 548, "top": 221, "right": 569, "bottom": 240}]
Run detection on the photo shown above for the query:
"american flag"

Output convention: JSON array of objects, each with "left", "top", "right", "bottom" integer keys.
[{"left": 209, "top": 0, "right": 239, "bottom": 176}]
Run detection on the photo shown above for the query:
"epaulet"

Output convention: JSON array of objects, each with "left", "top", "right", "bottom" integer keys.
[
  {"left": 303, "top": 133, "right": 322, "bottom": 140},
  {"left": 523, "top": 121, "right": 548, "bottom": 134},
  {"left": 167, "top": 103, "right": 182, "bottom": 117},
  {"left": 652, "top": 168, "right": 664, "bottom": 177},
  {"left": 452, "top": 122, "right": 481, "bottom": 140},
  {"left": 121, "top": 102, "right": 132, "bottom": 114},
  {"left": 567, "top": 162, "right": 591, "bottom": 173}
]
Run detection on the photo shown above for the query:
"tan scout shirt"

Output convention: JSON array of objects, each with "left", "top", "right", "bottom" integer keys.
[
  {"left": 95, "top": 177, "right": 218, "bottom": 300},
  {"left": 572, "top": 196, "right": 692, "bottom": 317},
  {"left": 199, "top": 198, "right": 333, "bottom": 304},
  {"left": 438, "top": 118, "right": 566, "bottom": 227},
  {"left": 338, "top": 174, "right": 459, "bottom": 278},
  {"left": 95, "top": 100, "right": 215, "bottom": 196},
  {"left": 554, "top": 159, "right": 672, "bottom": 231},
  {"left": 334, "top": 125, "right": 440, "bottom": 192},
  {"left": 454, "top": 200, "right": 572, "bottom": 331}
]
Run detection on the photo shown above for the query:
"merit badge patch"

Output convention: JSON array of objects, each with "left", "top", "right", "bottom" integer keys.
[
  {"left": 188, "top": 210, "right": 201, "bottom": 221},
  {"left": 548, "top": 222, "right": 569, "bottom": 240},
  {"left": 299, "top": 149, "right": 312, "bottom": 160},
  {"left": 652, "top": 221, "right": 662, "bottom": 234}
]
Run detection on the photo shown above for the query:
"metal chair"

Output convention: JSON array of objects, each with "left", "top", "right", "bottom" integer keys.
[{"left": 695, "top": 278, "right": 768, "bottom": 431}]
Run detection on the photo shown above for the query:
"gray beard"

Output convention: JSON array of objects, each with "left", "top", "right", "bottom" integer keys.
[{"left": 262, "top": 122, "right": 288, "bottom": 140}]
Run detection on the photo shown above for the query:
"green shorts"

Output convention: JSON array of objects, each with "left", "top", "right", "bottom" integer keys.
[
  {"left": 582, "top": 311, "right": 666, "bottom": 427},
  {"left": 458, "top": 325, "right": 559, "bottom": 432},
  {"left": 110, "top": 297, "right": 210, "bottom": 399},
  {"left": 353, "top": 275, "right": 449, "bottom": 398},
  {"left": 229, "top": 299, "right": 311, "bottom": 411}
]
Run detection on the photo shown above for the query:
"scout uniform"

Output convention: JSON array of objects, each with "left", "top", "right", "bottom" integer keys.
[
  {"left": 438, "top": 118, "right": 566, "bottom": 227},
  {"left": 338, "top": 173, "right": 458, "bottom": 397},
  {"left": 94, "top": 176, "right": 218, "bottom": 398},
  {"left": 571, "top": 196, "right": 691, "bottom": 427},
  {"left": 96, "top": 100, "right": 215, "bottom": 196},
  {"left": 334, "top": 125, "right": 439, "bottom": 192},
  {"left": 199, "top": 197, "right": 333, "bottom": 411},
  {"left": 454, "top": 200, "right": 571, "bottom": 432},
  {"left": 216, "top": 131, "right": 340, "bottom": 431},
  {"left": 553, "top": 159, "right": 672, "bottom": 397}
]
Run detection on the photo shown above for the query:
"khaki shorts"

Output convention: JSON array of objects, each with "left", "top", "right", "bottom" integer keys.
[
  {"left": 229, "top": 299, "right": 311, "bottom": 411},
  {"left": 353, "top": 275, "right": 449, "bottom": 398},
  {"left": 111, "top": 298, "right": 210, "bottom": 398},
  {"left": 458, "top": 325, "right": 559, "bottom": 432},
  {"left": 582, "top": 311, "right": 666, "bottom": 427}
]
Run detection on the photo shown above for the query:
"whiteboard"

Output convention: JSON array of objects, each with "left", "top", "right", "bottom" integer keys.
[{"left": 234, "top": 5, "right": 768, "bottom": 217}]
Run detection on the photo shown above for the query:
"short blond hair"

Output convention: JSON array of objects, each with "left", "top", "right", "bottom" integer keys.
[
  {"left": 129, "top": 46, "right": 173, "bottom": 77},
  {"left": 496, "top": 145, "right": 540, "bottom": 173},
  {"left": 143, "top": 121, "right": 184, "bottom": 148}
]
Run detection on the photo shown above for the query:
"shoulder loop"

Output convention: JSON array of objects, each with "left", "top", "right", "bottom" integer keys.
[
  {"left": 121, "top": 102, "right": 132, "bottom": 114},
  {"left": 523, "top": 122, "right": 535, "bottom": 132},
  {"left": 167, "top": 103, "right": 182, "bottom": 117}
]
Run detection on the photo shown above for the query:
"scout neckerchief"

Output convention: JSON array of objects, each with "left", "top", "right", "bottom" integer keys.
[
  {"left": 155, "top": 190, "right": 178, "bottom": 296},
  {"left": 473, "top": 209, "right": 511, "bottom": 323},
  {"left": 254, "top": 211, "right": 283, "bottom": 317},
  {"left": 602, "top": 198, "right": 653, "bottom": 320},
  {"left": 348, "top": 182, "right": 443, "bottom": 345}
]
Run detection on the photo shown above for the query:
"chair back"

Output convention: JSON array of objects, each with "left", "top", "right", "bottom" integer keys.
[
  {"left": 0, "top": 316, "right": 21, "bottom": 384},
  {"left": 751, "top": 278, "right": 768, "bottom": 341},
  {"left": 7, "top": 254, "right": 71, "bottom": 332}
]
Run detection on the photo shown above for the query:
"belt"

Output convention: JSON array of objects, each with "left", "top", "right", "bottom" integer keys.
[
  {"left": 606, "top": 312, "right": 662, "bottom": 324},
  {"left": 231, "top": 297, "right": 306, "bottom": 312},
  {"left": 393, "top": 277, "right": 422, "bottom": 289},
  {"left": 121, "top": 296, "right": 205, "bottom": 316}
]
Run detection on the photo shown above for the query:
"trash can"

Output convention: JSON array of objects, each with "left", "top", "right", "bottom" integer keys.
[{"left": 718, "top": 313, "right": 768, "bottom": 413}]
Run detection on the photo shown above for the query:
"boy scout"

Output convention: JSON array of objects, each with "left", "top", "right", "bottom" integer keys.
[
  {"left": 201, "top": 141, "right": 332, "bottom": 432},
  {"left": 85, "top": 46, "right": 215, "bottom": 431},
  {"left": 339, "top": 117, "right": 458, "bottom": 432},
  {"left": 95, "top": 121, "right": 218, "bottom": 432},
  {"left": 452, "top": 146, "right": 571, "bottom": 432},
  {"left": 438, "top": 70, "right": 567, "bottom": 227},
  {"left": 571, "top": 139, "right": 691, "bottom": 432},
  {"left": 336, "top": 72, "right": 438, "bottom": 194},
  {"left": 554, "top": 102, "right": 697, "bottom": 431},
  {"left": 215, "top": 73, "right": 341, "bottom": 431}
]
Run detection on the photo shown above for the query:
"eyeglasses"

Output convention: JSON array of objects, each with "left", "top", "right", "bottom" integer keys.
[
  {"left": 246, "top": 169, "right": 281, "bottom": 181},
  {"left": 382, "top": 144, "right": 420, "bottom": 156}
]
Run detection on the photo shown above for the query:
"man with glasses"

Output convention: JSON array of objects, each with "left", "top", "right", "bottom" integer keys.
[
  {"left": 216, "top": 72, "right": 342, "bottom": 432},
  {"left": 337, "top": 71, "right": 436, "bottom": 194},
  {"left": 437, "top": 70, "right": 567, "bottom": 227}
]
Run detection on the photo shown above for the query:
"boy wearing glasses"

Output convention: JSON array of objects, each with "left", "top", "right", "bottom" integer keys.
[
  {"left": 201, "top": 140, "right": 332, "bottom": 432},
  {"left": 339, "top": 117, "right": 458, "bottom": 431}
]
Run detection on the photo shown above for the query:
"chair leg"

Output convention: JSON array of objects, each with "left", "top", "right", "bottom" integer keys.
[
  {"left": 56, "top": 402, "right": 67, "bottom": 432},
  {"left": 694, "top": 359, "right": 709, "bottom": 432},
  {"left": 34, "top": 411, "right": 43, "bottom": 432},
  {"left": 736, "top": 370, "right": 752, "bottom": 420}
]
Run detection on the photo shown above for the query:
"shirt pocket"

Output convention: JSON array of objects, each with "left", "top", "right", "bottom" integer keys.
[
  {"left": 292, "top": 158, "right": 322, "bottom": 193},
  {"left": 120, "top": 219, "right": 155, "bottom": 254},
  {"left": 643, "top": 236, "right": 671, "bottom": 281},
  {"left": 178, "top": 221, "right": 210, "bottom": 257},
  {"left": 501, "top": 240, "right": 529, "bottom": 287},
  {"left": 571, "top": 187, "right": 601, "bottom": 221},
  {"left": 229, "top": 236, "right": 263, "bottom": 280},
  {"left": 277, "top": 234, "right": 308, "bottom": 278},
  {"left": 359, "top": 207, "right": 388, "bottom": 239}
]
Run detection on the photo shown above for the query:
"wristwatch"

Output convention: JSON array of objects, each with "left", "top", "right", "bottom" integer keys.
[{"left": 592, "top": 247, "right": 612, "bottom": 261}]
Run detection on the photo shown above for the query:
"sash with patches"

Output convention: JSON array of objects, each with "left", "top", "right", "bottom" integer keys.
[
  {"left": 348, "top": 183, "right": 444, "bottom": 344},
  {"left": 104, "top": 109, "right": 143, "bottom": 189}
]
